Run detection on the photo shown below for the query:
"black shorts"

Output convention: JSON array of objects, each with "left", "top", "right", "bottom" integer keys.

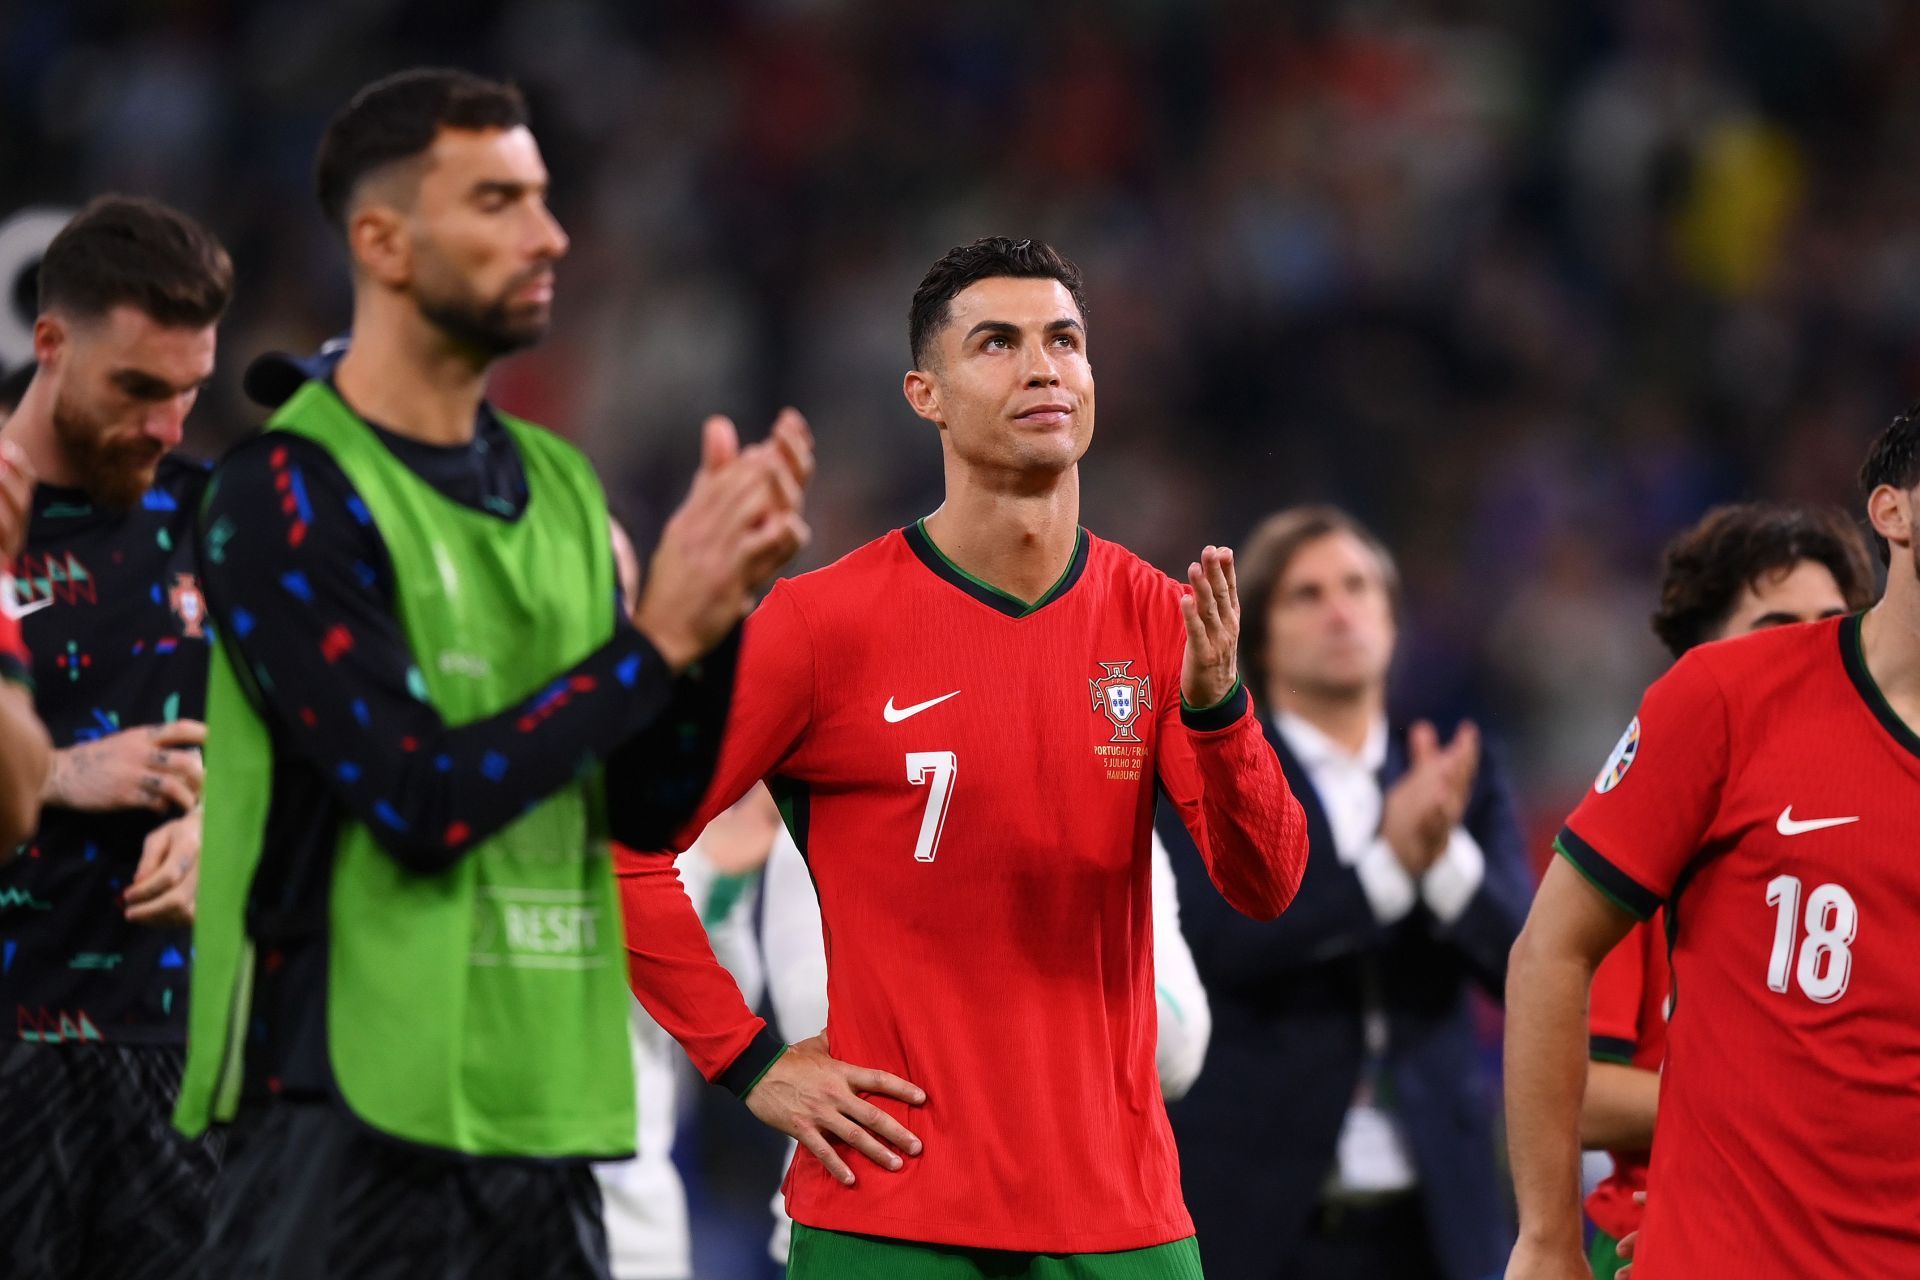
[
  {"left": 200, "top": 1099, "right": 611, "bottom": 1280},
  {"left": 0, "top": 1041, "right": 223, "bottom": 1280}
]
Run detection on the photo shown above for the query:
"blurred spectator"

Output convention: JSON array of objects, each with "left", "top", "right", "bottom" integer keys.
[{"left": 1160, "top": 506, "right": 1530, "bottom": 1280}]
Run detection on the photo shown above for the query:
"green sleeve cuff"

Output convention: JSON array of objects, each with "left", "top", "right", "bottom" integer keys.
[
  {"left": 1589, "top": 1035, "right": 1637, "bottom": 1065},
  {"left": 1554, "top": 828, "right": 1660, "bottom": 921},
  {"left": 1179, "top": 677, "right": 1247, "bottom": 732},
  {"left": 722, "top": 1027, "right": 788, "bottom": 1099},
  {"left": 742, "top": 1043, "right": 787, "bottom": 1097}
]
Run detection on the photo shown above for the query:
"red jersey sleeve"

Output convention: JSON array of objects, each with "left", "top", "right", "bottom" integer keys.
[
  {"left": 613, "top": 581, "right": 816, "bottom": 1090},
  {"left": 0, "top": 601, "right": 28, "bottom": 688},
  {"left": 613, "top": 844, "right": 775, "bottom": 1087},
  {"left": 1151, "top": 583, "right": 1308, "bottom": 921},
  {"left": 1589, "top": 917, "right": 1650, "bottom": 1062},
  {"left": 1560, "top": 650, "right": 1730, "bottom": 920},
  {"left": 662, "top": 580, "right": 817, "bottom": 852}
]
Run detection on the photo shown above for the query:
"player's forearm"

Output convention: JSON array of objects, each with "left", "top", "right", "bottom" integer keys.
[
  {"left": 1580, "top": 1060, "right": 1659, "bottom": 1151},
  {"left": 1150, "top": 838, "right": 1212, "bottom": 1100},
  {"left": 247, "top": 625, "right": 678, "bottom": 872},
  {"left": 0, "top": 684, "right": 49, "bottom": 850},
  {"left": 1182, "top": 703, "right": 1309, "bottom": 920},
  {"left": 613, "top": 845, "right": 782, "bottom": 1090},
  {"left": 200, "top": 446, "right": 690, "bottom": 870},
  {"left": 605, "top": 625, "right": 741, "bottom": 849},
  {"left": 1504, "top": 918, "right": 1599, "bottom": 1254},
  {"left": 1154, "top": 979, "right": 1211, "bottom": 1101}
]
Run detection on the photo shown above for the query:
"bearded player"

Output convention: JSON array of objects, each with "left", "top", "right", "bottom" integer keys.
[
  {"left": 0, "top": 198, "right": 230, "bottom": 1279},
  {"left": 176, "top": 70, "right": 919, "bottom": 1278},
  {"left": 622, "top": 237, "right": 1309, "bottom": 1279},
  {"left": 1507, "top": 413, "right": 1920, "bottom": 1279}
]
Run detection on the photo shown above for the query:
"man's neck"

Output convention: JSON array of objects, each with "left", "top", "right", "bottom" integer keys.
[
  {"left": 0, "top": 375, "right": 78, "bottom": 489},
  {"left": 1861, "top": 575, "right": 1920, "bottom": 735},
  {"left": 1272, "top": 685, "right": 1383, "bottom": 758},
  {"left": 333, "top": 304, "right": 491, "bottom": 447},
  {"left": 921, "top": 464, "right": 1081, "bottom": 606}
]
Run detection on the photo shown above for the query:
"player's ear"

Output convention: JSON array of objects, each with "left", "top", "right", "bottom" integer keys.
[
  {"left": 1866, "top": 483, "right": 1914, "bottom": 552},
  {"left": 902, "top": 369, "right": 943, "bottom": 427},
  {"left": 348, "top": 203, "right": 412, "bottom": 289},
  {"left": 30, "top": 313, "right": 69, "bottom": 371}
]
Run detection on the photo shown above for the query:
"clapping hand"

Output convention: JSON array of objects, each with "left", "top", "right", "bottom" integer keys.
[
  {"left": 635, "top": 411, "right": 814, "bottom": 672},
  {"left": 1380, "top": 720, "right": 1480, "bottom": 875}
]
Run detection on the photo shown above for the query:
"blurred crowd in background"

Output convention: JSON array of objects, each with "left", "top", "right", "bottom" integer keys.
[{"left": 4, "top": 1, "right": 1915, "bottom": 1272}]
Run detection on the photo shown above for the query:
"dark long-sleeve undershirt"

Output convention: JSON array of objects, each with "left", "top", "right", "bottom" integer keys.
[{"left": 197, "top": 410, "right": 713, "bottom": 873}]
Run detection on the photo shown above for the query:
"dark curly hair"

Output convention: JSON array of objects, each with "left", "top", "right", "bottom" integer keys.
[
  {"left": 1652, "top": 503, "right": 1875, "bottom": 658},
  {"left": 1860, "top": 402, "right": 1920, "bottom": 565},
  {"left": 908, "top": 237, "right": 1087, "bottom": 369}
]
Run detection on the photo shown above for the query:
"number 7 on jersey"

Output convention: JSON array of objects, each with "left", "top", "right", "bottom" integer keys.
[{"left": 905, "top": 751, "right": 957, "bottom": 862}]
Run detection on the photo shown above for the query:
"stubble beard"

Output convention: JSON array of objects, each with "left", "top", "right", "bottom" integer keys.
[{"left": 416, "top": 269, "right": 552, "bottom": 360}]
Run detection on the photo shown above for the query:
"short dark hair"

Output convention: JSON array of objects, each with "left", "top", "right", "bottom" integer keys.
[
  {"left": 1652, "top": 502, "right": 1876, "bottom": 657},
  {"left": 36, "top": 195, "right": 232, "bottom": 329},
  {"left": 1860, "top": 403, "right": 1920, "bottom": 565},
  {"left": 908, "top": 237, "right": 1089, "bottom": 368},
  {"left": 1238, "top": 505, "right": 1402, "bottom": 699},
  {"left": 315, "top": 68, "right": 529, "bottom": 232}
]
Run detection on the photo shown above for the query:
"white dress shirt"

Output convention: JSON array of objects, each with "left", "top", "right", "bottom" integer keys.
[{"left": 1274, "top": 711, "right": 1487, "bottom": 1194}]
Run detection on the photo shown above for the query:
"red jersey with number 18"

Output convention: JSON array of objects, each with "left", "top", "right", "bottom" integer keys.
[
  {"left": 1558, "top": 615, "right": 1920, "bottom": 1277},
  {"left": 632, "top": 522, "right": 1307, "bottom": 1254}
]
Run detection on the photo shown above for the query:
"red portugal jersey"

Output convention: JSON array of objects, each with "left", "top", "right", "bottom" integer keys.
[
  {"left": 1582, "top": 909, "right": 1668, "bottom": 1240},
  {"left": 627, "top": 523, "right": 1307, "bottom": 1253},
  {"left": 1558, "top": 615, "right": 1920, "bottom": 1276}
]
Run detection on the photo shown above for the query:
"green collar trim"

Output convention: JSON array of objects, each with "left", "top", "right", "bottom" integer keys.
[{"left": 904, "top": 519, "right": 1089, "bottom": 619}]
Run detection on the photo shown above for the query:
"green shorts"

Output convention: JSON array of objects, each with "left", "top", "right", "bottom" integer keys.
[
  {"left": 786, "top": 1224, "right": 1205, "bottom": 1280},
  {"left": 1589, "top": 1229, "right": 1628, "bottom": 1280}
]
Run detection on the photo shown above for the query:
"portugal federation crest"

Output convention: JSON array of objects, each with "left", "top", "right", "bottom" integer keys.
[
  {"left": 1090, "top": 661, "right": 1152, "bottom": 743},
  {"left": 168, "top": 573, "right": 206, "bottom": 639}
]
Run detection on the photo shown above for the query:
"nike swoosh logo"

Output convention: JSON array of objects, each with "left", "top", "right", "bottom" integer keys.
[
  {"left": 883, "top": 691, "right": 961, "bottom": 723},
  {"left": 1777, "top": 806, "right": 1860, "bottom": 836}
]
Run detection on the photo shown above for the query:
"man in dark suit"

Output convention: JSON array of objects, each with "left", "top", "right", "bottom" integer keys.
[{"left": 1160, "top": 505, "right": 1531, "bottom": 1280}]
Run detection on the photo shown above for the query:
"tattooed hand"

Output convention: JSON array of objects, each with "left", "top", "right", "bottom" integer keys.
[{"left": 43, "top": 720, "right": 207, "bottom": 814}]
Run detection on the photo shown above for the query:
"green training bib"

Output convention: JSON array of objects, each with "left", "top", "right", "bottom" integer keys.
[{"left": 176, "top": 380, "right": 634, "bottom": 1157}]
